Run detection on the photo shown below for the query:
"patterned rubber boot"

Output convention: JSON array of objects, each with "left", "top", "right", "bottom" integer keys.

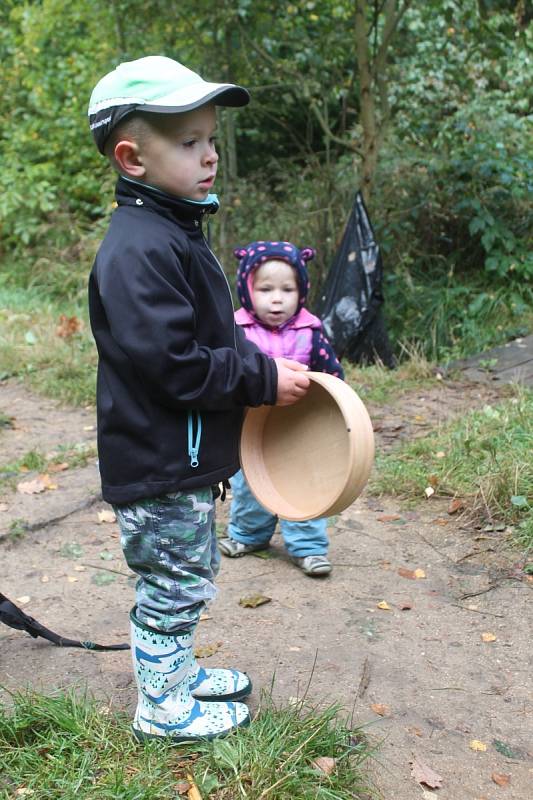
[{"left": 130, "top": 612, "right": 250, "bottom": 742}]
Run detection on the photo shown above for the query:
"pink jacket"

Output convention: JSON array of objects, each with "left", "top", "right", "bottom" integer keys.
[{"left": 234, "top": 307, "right": 322, "bottom": 366}]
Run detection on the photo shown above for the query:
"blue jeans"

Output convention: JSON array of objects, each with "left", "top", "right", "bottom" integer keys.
[
  {"left": 113, "top": 488, "right": 219, "bottom": 633},
  {"left": 228, "top": 470, "right": 328, "bottom": 557}
]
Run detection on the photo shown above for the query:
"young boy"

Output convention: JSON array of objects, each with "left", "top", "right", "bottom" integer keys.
[
  {"left": 87, "top": 56, "right": 310, "bottom": 742},
  {"left": 218, "top": 241, "right": 344, "bottom": 576}
]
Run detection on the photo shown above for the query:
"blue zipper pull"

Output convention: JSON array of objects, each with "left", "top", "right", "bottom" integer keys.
[{"left": 187, "top": 410, "right": 202, "bottom": 468}]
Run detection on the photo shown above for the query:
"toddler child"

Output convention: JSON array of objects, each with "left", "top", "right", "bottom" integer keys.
[
  {"left": 87, "top": 57, "right": 310, "bottom": 743},
  {"left": 219, "top": 241, "right": 344, "bottom": 577}
]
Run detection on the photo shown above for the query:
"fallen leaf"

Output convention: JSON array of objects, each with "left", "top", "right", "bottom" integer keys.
[
  {"left": 238, "top": 594, "right": 271, "bottom": 608},
  {"left": 73, "top": 565, "right": 86, "bottom": 572},
  {"left": 41, "top": 575, "right": 49, "bottom": 583},
  {"left": 428, "top": 474, "right": 439, "bottom": 487},
  {"left": 371, "top": 703, "right": 391, "bottom": 716},
  {"left": 432, "top": 517, "right": 450, "bottom": 526},
  {"left": 491, "top": 772, "right": 510, "bottom": 787},
  {"left": 481, "top": 632, "right": 497, "bottom": 643},
  {"left": 398, "top": 567, "right": 426, "bottom": 580},
  {"left": 377, "top": 600, "right": 392, "bottom": 611},
  {"left": 448, "top": 498, "right": 465, "bottom": 515},
  {"left": 410, "top": 755, "right": 443, "bottom": 788},
  {"left": 194, "top": 642, "right": 222, "bottom": 659},
  {"left": 492, "top": 739, "right": 521, "bottom": 759},
  {"left": 469, "top": 739, "right": 488, "bottom": 751},
  {"left": 424, "top": 486, "right": 435, "bottom": 498},
  {"left": 175, "top": 780, "right": 191, "bottom": 795},
  {"left": 66, "top": 576, "right": 78, "bottom": 583},
  {"left": 56, "top": 314, "right": 82, "bottom": 338},
  {"left": 97, "top": 509, "right": 116, "bottom": 524},
  {"left": 406, "top": 726, "right": 423, "bottom": 737},
  {"left": 199, "top": 613, "right": 211, "bottom": 622},
  {"left": 17, "top": 476, "right": 47, "bottom": 494},
  {"left": 311, "top": 756, "right": 336, "bottom": 775},
  {"left": 16, "top": 596, "right": 31, "bottom": 605},
  {"left": 48, "top": 461, "right": 69, "bottom": 473},
  {"left": 435, "top": 451, "right": 446, "bottom": 458},
  {"left": 377, "top": 514, "right": 401, "bottom": 523}
]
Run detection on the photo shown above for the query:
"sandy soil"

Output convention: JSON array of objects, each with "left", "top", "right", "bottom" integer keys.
[{"left": 0, "top": 378, "right": 531, "bottom": 799}]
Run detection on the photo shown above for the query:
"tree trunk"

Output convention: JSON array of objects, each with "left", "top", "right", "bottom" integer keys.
[{"left": 354, "top": 0, "right": 380, "bottom": 204}]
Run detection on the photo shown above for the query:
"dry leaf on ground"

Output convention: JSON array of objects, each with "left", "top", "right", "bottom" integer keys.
[
  {"left": 312, "top": 756, "right": 336, "bottom": 775},
  {"left": 377, "top": 600, "right": 392, "bottom": 611},
  {"left": 469, "top": 740, "right": 488, "bottom": 752},
  {"left": 238, "top": 594, "right": 271, "bottom": 608},
  {"left": 17, "top": 474, "right": 56, "bottom": 494},
  {"left": 448, "top": 498, "right": 465, "bottom": 514},
  {"left": 481, "top": 632, "right": 497, "bottom": 643},
  {"left": 398, "top": 567, "right": 426, "bottom": 580},
  {"left": 16, "top": 596, "right": 31, "bottom": 605},
  {"left": 194, "top": 642, "right": 222, "bottom": 659},
  {"left": 48, "top": 461, "right": 69, "bottom": 473},
  {"left": 370, "top": 703, "right": 391, "bottom": 716},
  {"left": 175, "top": 780, "right": 191, "bottom": 795},
  {"left": 409, "top": 755, "right": 443, "bottom": 788},
  {"left": 56, "top": 314, "right": 83, "bottom": 338},
  {"left": 377, "top": 514, "right": 401, "bottom": 523},
  {"left": 424, "top": 486, "right": 435, "bottom": 498},
  {"left": 97, "top": 509, "right": 116, "bottom": 524},
  {"left": 491, "top": 772, "right": 510, "bottom": 787}
]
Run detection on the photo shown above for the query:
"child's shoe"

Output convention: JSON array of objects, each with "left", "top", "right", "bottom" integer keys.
[
  {"left": 290, "top": 555, "right": 332, "bottom": 576},
  {"left": 130, "top": 612, "right": 250, "bottom": 742},
  {"left": 218, "top": 537, "right": 269, "bottom": 558}
]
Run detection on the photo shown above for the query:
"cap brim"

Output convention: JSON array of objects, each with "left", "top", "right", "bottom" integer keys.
[{"left": 140, "top": 83, "right": 250, "bottom": 113}]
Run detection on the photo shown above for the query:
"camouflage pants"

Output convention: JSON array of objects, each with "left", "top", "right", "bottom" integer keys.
[{"left": 113, "top": 488, "right": 220, "bottom": 633}]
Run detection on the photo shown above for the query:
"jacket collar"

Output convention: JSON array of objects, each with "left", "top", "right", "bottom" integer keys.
[{"left": 115, "top": 176, "right": 219, "bottom": 225}]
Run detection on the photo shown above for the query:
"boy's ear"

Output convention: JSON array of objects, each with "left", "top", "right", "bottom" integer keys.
[{"left": 113, "top": 139, "right": 145, "bottom": 178}]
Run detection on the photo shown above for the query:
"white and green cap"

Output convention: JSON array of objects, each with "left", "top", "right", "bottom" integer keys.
[{"left": 88, "top": 55, "right": 250, "bottom": 154}]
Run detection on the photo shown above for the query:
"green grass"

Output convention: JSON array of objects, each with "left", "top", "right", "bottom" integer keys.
[
  {"left": 0, "top": 689, "right": 375, "bottom": 800},
  {"left": 0, "top": 288, "right": 97, "bottom": 406},
  {"left": 344, "top": 345, "right": 437, "bottom": 406},
  {"left": 371, "top": 387, "right": 533, "bottom": 549}
]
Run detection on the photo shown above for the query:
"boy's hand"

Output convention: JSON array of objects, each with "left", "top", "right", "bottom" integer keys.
[{"left": 274, "top": 358, "right": 310, "bottom": 406}]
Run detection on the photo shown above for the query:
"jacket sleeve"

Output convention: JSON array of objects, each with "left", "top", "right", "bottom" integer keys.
[
  {"left": 93, "top": 233, "right": 277, "bottom": 411},
  {"left": 310, "top": 328, "right": 345, "bottom": 379}
]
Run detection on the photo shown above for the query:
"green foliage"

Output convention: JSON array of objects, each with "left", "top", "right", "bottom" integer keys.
[{"left": 0, "top": 0, "right": 531, "bottom": 359}]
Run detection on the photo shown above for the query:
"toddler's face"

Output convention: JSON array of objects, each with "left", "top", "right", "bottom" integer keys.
[
  {"left": 252, "top": 260, "right": 299, "bottom": 327},
  {"left": 137, "top": 104, "right": 218, "bottom": 200}
]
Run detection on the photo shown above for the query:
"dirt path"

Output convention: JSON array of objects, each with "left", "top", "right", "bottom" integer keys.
[{"left": 1, "top": 379, "right": 531, "bottom": 799}]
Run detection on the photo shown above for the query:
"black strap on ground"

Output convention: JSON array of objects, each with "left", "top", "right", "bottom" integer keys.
[{"left": 0, "top": 592, "right": 129, "bottom": 651}]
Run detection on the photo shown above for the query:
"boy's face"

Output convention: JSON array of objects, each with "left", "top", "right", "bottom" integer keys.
[
  {"left": 135, "top": 104, "right": 218, "bottom": 200},
  {"left": 252, "top": 260, "right": 299, "bottom": 327}
]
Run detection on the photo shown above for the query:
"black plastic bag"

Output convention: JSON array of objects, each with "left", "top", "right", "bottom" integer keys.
[{"left": 315, "top": 191, "right": 395, "bottom": 367}]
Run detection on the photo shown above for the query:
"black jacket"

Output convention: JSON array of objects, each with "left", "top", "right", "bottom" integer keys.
[{"left": 88, "top": 178, "right": 277, "bottom": 505}]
